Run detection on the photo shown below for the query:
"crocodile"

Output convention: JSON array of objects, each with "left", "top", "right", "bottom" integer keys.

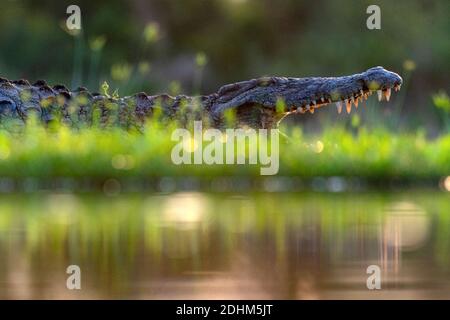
[{"left": 0, "top": 66, "right": 402, "bottom": 129}]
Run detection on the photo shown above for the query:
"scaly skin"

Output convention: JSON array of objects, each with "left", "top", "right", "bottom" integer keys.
[{"left": 0, "top": 66, "right": 402, "bottom": 129}]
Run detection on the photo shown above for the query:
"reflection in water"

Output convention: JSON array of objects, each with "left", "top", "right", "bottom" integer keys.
[
  {"left": 0, "top": 192, "right": 449, "bottom": 299},
  {"left": 384, "top": 202, "right": 430, "bottom": 251},
  {"left": 381, "top": 202, "right": 431, "bottom": 288},
  {"left": 162, "top": 192, "right": 209, "bottom": 224}
]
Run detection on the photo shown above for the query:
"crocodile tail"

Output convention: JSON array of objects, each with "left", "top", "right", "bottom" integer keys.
[{"left": 0, "top": 78, "right": 206, "bottom": 128}]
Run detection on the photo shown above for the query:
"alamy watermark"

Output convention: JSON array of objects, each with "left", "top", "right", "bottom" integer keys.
[
  {"left": 366, "top": 265, "right": 381, "bottom": 290},
  {"left": 366, "top": 5, "right": 381, "bottom": 30},
  {"left": 171, "top": 121, "right": 280, "bottom": 175},
  {"left": 66, "top": 5, "right": 82, "bottom": 30},
  {"left": 66, "top": 265, "right": 81, "bottom": 290}
]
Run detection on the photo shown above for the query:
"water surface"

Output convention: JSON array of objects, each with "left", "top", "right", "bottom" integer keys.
[{"left": 0, "top": 191, "right": 449, "bottom": 299}]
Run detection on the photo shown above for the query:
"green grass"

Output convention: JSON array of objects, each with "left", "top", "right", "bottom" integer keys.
[{"left": 0, "top": 117, "right": 449, "bottom": 184}]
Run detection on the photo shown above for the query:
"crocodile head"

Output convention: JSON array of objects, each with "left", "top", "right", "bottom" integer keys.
[{"left": 211, "top": 66, "right": 403, "bottom": 128}]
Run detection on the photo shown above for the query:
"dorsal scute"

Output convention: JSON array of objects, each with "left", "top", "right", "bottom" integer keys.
[
  {"left": 12, "top": 79, "right": 31, "bottom": 86},
  {"left": 33, "top": 79, "right": 48, "bottom": 87},
  {"left": 53, "top": 84, "right": 69, "bottom": 92}
]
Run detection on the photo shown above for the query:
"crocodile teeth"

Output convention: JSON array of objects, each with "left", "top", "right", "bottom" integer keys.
[
  {"left": 336, "top": 101, "right": 343, "bottom": 114},
  {"left": 377, "top": 90, "right": 383, "bottom": 101},
  {"left": 360, "top": 89, "right": 364, "bottom": 96},
  {"left": 346, "top": 99, "right": 352, "bottom": 113},
  {"left": 309, "top": 107, "right": 315, "bottom": 114},
  {"left": 384, "top": 88, "right": 391, "bottom": 101},
  {"left": 354, "top": 97, "right": 359, "bottom": 108},
  {"left": 321, "top": 97, "right": 325, "bottom": 103},
  {"left": 312, "top": 100, "right": 317, "bottom": 106}
]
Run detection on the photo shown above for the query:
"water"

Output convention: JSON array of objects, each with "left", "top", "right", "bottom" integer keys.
[{"left": 0, "top": 191, "right": 449, "bottom": 299}]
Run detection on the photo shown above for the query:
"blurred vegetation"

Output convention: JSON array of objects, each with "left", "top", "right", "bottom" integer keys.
[
  {"left": 0, "top": 0, "right": 448, "bottom": 133},
  {"left": 0, "top": 117, "right": 448, "bottom": 186}
]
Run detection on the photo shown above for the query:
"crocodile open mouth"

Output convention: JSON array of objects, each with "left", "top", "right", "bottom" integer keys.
[{"left": 289, "top": 83, "right": 402, "bottom": 115}]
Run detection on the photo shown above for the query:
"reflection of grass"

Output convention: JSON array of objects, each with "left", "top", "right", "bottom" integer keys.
[
  {"left": 0, "top": 119, "right": 448, "bottom": 183},
  {"left": 0, "top": 192, "right": 449, "bottom": 292}
]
